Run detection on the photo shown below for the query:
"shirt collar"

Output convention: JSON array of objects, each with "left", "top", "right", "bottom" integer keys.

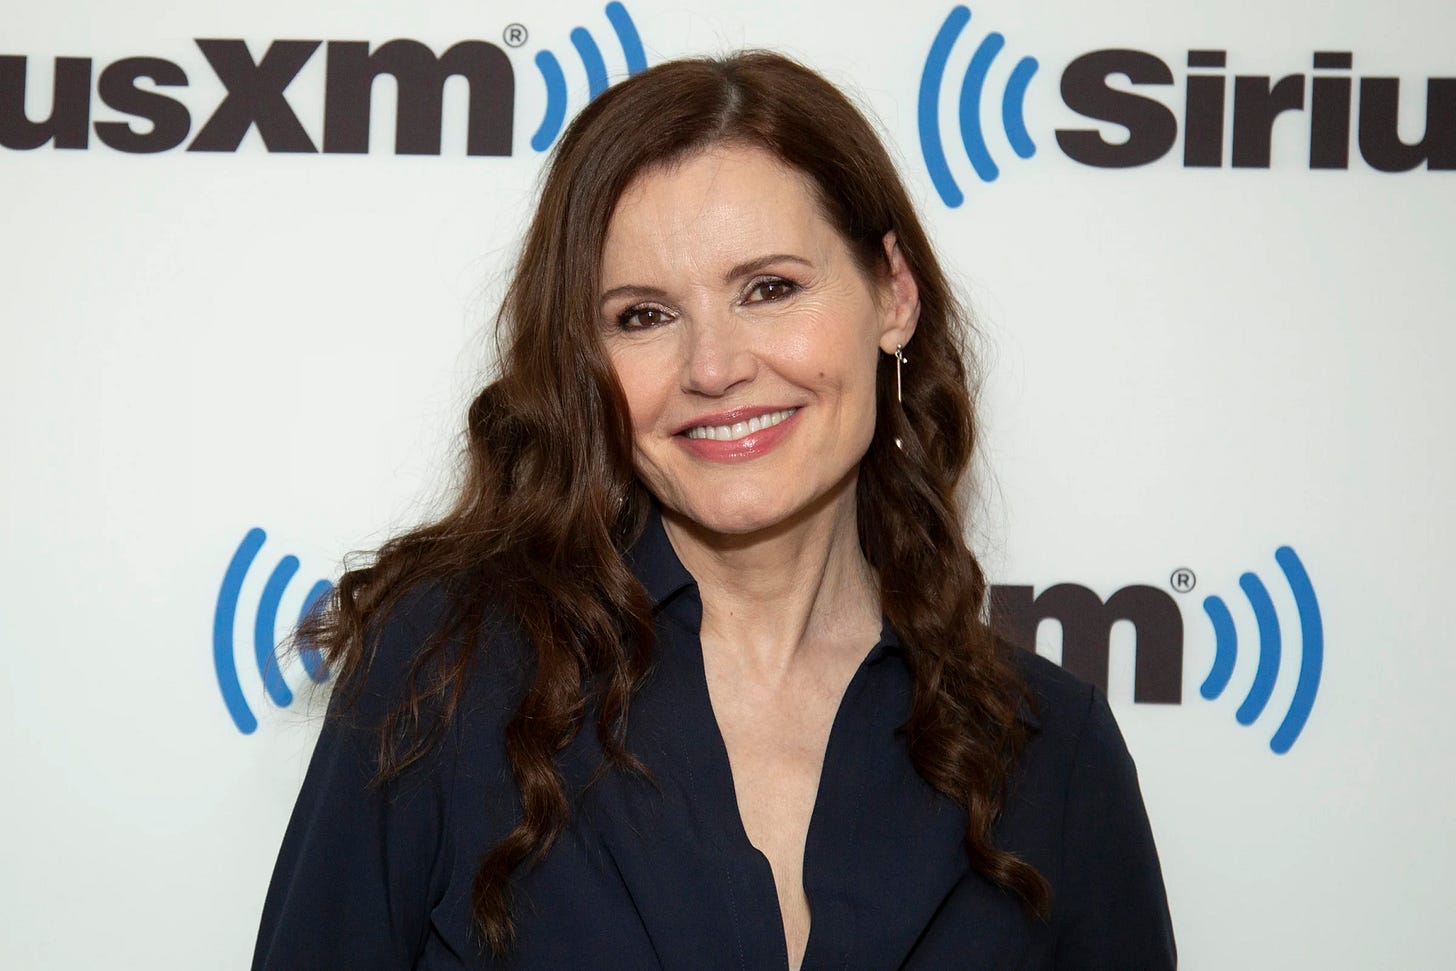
[
  {"left": 624, "top": 502, "right": 697, "bottom": 609},
  {"left": 623, "top": 504, "right": 1034, "bottom": 728},
  {"left": 624, "top": 508, "right": 901, "bottom": 659}
]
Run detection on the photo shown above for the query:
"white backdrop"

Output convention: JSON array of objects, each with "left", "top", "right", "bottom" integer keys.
[{"left": 3, "top": 1, "right": 1452, "bottom": 967}]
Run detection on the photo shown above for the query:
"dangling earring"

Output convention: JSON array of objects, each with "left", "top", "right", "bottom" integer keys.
[{"left": 893, "top": 343, "right": 907, "bottom": 450}]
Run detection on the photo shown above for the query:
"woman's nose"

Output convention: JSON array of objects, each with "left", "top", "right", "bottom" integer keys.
[{"left": 679, "top": 314, "right": 756, "bottom": 396}]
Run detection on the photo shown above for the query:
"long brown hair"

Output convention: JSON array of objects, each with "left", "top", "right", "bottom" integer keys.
[{"left": 295, "top": 50, "right": 1048, "bottom": 955}]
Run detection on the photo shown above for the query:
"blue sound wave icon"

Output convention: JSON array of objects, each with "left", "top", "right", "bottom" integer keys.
[
  {"left": 532, "top": 2, "right": 648, "bottom": 152},
  {"left": 1200, "top": 547, "right": 1324, "bottom": 754},
  {"left": 918, "top": 5, "right": 1039, "bottom": 207},
  {"left": 213, "top": 527, "right": 333, "bottom": 734}
]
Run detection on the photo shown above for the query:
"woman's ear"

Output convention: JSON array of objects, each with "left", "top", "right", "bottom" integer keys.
[{"left": 877, "top": 230, "right": 920, "bottom": 353}]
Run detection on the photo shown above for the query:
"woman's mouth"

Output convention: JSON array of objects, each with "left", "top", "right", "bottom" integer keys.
[{"left": 683, "top": 407, "right": 798, "bottom": 442}]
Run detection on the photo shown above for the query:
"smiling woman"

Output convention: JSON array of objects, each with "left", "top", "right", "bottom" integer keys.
[
  {"left": 601, "top": 146, "right": 915, "bottom": 537},
  {"left": 253, "top": 52, "right": 1175, "bottom": 970}
]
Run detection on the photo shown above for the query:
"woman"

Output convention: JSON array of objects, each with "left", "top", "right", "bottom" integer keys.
[{"left": 253, "top": 52, "right": 1176, "bottom": 969}]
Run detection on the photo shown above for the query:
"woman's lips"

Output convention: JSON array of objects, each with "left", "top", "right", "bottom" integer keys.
[{"left": 674, "top": 406, "right": 802, "bottom": 461}]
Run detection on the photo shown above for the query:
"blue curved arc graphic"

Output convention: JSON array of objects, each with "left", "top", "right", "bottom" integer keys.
[
  {"left": 1003, "top": 56, "right": 1039, "bottom": 159},
  {"left": 533, "top": 4, "right": 650, "bottom": 153},
  {"left": 917, "top": 5, "right": 970, "bottom": 208},
  {"left": 532, "top": 51, "right": 568, "bottom": 152},
  {"left": 298, "top": 579, "right": 334, "bottom": 684},
  {"left": 256, "top": 555, "right": 300, "bottom": 708},
  {"left": 959, "top": 31, "right": 1005, "bottom": 182},
  {"left": 1270, "top": 547, "right": 1323, "bottom": 754},
  {"left": 605, "top": 1, "right": 648, "bottom": 75},
  {"left": 571, "top": 27, "right": 609, "bottom": 98},
  {"left": 1236, "top": 572, "right": 1281, "bottom": 724},
  {"left": 1200, "top": 595, "right": 1237, "bottom": 700},
  {"left": 214, "top": 528, "right": 265, "bottom": 735}
]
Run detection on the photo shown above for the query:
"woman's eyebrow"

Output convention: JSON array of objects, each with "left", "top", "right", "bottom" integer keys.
[
  {"left": 598, "top": 254, "right": 814, "bottom": 308},
  {"left": 599, "top": 283, "right": 669, "bottom": 308},
  {"left": 723, "top": 253, "right": 813, "bottom": 282}
]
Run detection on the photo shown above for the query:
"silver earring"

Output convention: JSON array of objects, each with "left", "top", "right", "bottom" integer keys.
[
  {"left": 894, "top": 344, "right": 907, "bottom": 403},
  {"left": 893, "top": 343, "right": 907, "bottom": 450}
]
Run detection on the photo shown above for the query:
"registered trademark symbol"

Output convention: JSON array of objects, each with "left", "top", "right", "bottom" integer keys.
[
  {"left": 1169, "top": 567, "right": 1197, "bottom": 594},
  {"left": 503, "top": 23, "right": 528, "bottom": 47}
]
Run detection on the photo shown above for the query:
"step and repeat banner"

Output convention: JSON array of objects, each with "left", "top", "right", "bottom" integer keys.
[{"left": 3, "top": 0, "right": 1451, "bottom": 967}]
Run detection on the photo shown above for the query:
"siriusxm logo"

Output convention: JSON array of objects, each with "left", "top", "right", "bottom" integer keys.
[
  {"left": 0, "top": 3, "right": 645, "bottom": 156},
  {"left": 213, "top": 528, "right": 332, "bottom": 734},
  {"left": 992, "top": 546, "right": 1324, "bottom": 755},
  {"left": 918, "top": 4, "right": 1455, "bottom": 205}
]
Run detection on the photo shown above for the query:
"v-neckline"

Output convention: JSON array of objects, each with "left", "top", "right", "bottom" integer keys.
[{"left": 681, "top": 606, "right": 888, "bottom": 971}]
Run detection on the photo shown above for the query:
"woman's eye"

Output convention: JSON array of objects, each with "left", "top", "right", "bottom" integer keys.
[
  {"left": 618, "top": 305, "right": 671, "bottom": 330},
  {"left": 748, "top": 277, "right": 798, "bottom": 303}
]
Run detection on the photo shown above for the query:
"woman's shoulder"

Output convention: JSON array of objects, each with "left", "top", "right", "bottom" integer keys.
[
  {"left": 254, "top": 580, "right": 532, "bottom": 967},
  {"left": 994, "top": 643, "right": 1177, "bottom": 964},
  {"left": 999, "top": 636, "right": 1096, "bottom": 729},
  {"left": 995, "top": 635, "right": 1142, "bottom": 793},
  {"left": 330, "top": 578, "right": 533, "bottom": 730}
]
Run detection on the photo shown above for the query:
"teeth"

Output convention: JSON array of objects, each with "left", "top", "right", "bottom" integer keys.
[{"left": 686, "top": 408, "right": 797, "bottom": 441}]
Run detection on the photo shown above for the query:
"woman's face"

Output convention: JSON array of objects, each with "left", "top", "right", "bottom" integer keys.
[{"left": 599, "top": 144, "right": 918, "bottom": 537}]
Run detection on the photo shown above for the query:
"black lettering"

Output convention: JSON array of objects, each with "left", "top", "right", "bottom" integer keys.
[
  {"left": 1056, "top": 49, "right": 1177, "bottom": 168},
  {"left": 95, "top": 57, "right": 190, "bottom": 153},
  {"left": 323, "top": 39, "right": 514, "bottom": 156},
  {"left": 991, "top": 583, "right": 1184, "bottom": 704},
  {"left": 1357, "top": 76, "right": 1456, "bottom": 172},
  {"left": 0, "top": 55, "right": 92, "bottom": 150},
  {"left": 188, "top": 39, "right": 319, "bottom": 153},
  {"left": 1183, "top": 52, "right": 1226, "bottom": 167},
  {"left": 1310, "top": 53, "right": 1353, "bottom": 169},
  {"left": 1232, "top": 74, "right": 1305, "bottom": 168}
]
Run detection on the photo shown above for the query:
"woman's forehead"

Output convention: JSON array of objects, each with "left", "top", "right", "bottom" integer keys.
[{"left": 600, "top": 146, "right": 837, "bottom": 286}]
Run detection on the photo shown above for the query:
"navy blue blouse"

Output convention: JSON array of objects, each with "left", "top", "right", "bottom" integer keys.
[{"left": 253, "top": 509, "right": 1176, "bottom": 969}]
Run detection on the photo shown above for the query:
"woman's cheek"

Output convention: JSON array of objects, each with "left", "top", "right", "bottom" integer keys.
[{"left": 609, "top": 350, "right": 668, "bottom": 433}]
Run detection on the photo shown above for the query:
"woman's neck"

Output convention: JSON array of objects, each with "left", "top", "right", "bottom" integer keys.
[{"left": 659, "top": 472, "right": 882, "bottom": 680}]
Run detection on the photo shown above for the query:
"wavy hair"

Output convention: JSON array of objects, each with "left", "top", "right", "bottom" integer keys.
[{"left": 295, "top": 50, "right": 1048, "bottom": 955}]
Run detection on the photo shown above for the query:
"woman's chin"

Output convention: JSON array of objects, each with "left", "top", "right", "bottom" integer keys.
[
  {"left": 652, "top": 468, "right": 859, "bottom": 542},
  {"left": 663, "top": 494, "right": 801, "bottom": 539}
]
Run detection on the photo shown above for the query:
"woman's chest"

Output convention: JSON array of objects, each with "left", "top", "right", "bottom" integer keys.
[
  {"left": 708, "top": 689, "right": 843, "bottom": 967},
  {"left": 432, "top": 752, "right": 1049, "bottom": 971},
  {"left": 426, "top": 620, "right": 1060, "bottom": 968},
  {"left": 697, "top": 631, "right": 874, "bottom": 889}
]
